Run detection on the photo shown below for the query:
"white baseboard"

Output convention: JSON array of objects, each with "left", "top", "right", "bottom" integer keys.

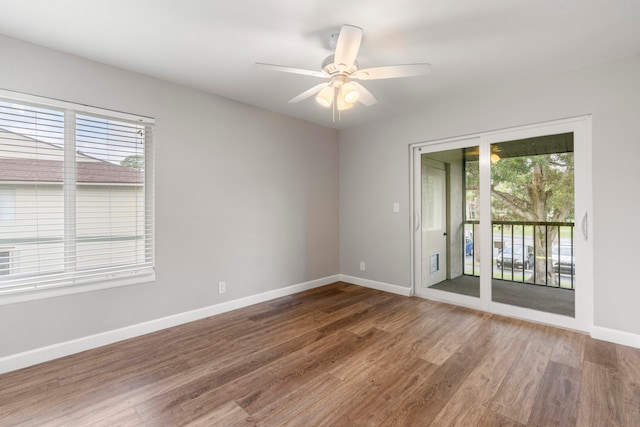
[
  {"left": 6, "top": 275, "right": 636, "bottom": 375},
  {"left": 591, "top": 325, "right": 640, "bottom": 349},
  {"left": 0, "top": 274, "right": 340, "bottom": 375},
  {"left": 339, "top": 274, "right": 411, "bottom": 296}
]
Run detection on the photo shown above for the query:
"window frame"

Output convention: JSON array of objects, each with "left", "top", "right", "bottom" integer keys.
[
  {"left": 0, "top": 89, "right": 155, "bottom": 305},
  {"left": 0, "top": 249, "right": 11, "bottom": 276}
]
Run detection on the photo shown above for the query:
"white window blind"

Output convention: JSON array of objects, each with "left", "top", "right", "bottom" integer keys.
[{"left": 0, "top": 92, "right": 154, "bottom": 301}]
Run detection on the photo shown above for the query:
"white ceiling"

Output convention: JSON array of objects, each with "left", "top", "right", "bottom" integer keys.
[{"left": 1, "top": 0, "right": 639, "bottom": 129}]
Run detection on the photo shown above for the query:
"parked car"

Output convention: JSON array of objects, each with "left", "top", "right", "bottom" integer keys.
[
  {"left": 552, "top": 245, "right": 575, "bottom": 275},
  {"left": 496, "top": 245, "right": 534, "bottom": 270},
  {"left": 465, "top": 237, "right": 473, "bottom": 256}
]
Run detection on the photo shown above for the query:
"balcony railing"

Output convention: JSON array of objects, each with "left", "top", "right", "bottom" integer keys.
[{"left": 464, "top": 220, "right": 575, "bottom": 290}]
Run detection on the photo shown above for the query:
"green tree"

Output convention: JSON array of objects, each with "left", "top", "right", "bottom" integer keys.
[
  {"left": 492, "top": 153, "right": 574, "bottom": 286},
  {"left": 120, "top": 154, "right": 144, "bottom": 170},
  {"left": 491, "top": 153, "right": 574, "bottom": 222},
  {"left": 466, "top": 152, "right": 574, "bottom": 286}
]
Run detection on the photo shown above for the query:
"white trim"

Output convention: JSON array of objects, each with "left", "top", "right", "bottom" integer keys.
[
  {"left": 0, "top": 88, "right": 154, "bottom": 124},
  {"left": 490, "top": 301, "right": 583, "bottom": 332},
  {"left": 0, "top": 272, "right": 156, "bottom": 306},
  {"left": 339, "top": 274, "right": 411, "bottom": 296},
  {"left": 0, "top": 274, "right": 339, "bottom": 374},
  {"left": 478, "top": 138, "right": 492, "bottom": 312},
  {"left": 415, "top": 288, "right": 481, "bottom": 310},
  {"left": 591, "top": 326, "right": 640, "bottom": 349},
  {"left": 410, "top": 115, "right": 592, "bottom": 149}
]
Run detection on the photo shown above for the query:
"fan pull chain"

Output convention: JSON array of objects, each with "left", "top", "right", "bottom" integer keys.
[{"left": 333, "top": 87, "right": 338, "bottom": 122}]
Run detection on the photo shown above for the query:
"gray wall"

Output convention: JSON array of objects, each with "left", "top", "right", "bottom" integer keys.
[
  {"left": 0, "top": 35, "right": 339, "bottom": 357},
  {"left": 340, "top": 54, "right": 640, "bottom": 336},
  {"left": 1, "top": 32, "right": 638, "bottom": 358}
]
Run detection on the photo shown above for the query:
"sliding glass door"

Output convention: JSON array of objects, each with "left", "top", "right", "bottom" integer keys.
[{"left": 412, "top": 117, "right": 592, "bottom": 331}]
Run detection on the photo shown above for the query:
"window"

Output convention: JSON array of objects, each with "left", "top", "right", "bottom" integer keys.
[
  {"left": 0, "top": 251, "right": 10, "bottom": 275},
  {"left": 0, "top": 90, "right": 155, "bottom": 302},
  {"left": 0, "top": 188, "right": 15, "bottom": 222}
]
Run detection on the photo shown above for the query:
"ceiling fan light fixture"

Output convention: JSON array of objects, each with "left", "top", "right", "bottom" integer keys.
[
  {"left": 257, "top": 24, "right": 430, "bottom": 119},
  {"left": 337, "top": 96, "right": 354, "bottom": 111},
  {"left": 341, "top": 82, "right": 360, "bottom": 104},
  {"left": 316, "top": 86, "right": 334, "bottom": 107}
]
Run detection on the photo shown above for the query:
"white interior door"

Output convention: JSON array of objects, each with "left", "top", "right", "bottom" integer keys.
[{"left": 422, "top": 158, "right": 447, "bottom": 288}]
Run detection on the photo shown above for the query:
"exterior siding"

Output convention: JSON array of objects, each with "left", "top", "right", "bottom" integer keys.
[{"left": 0, "top": 184, "right": 144, "bottom": 276}]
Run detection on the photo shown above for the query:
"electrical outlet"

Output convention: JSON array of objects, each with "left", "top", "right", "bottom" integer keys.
[
  {"left": 393, "top": 202, "right": 400, "bottom": 213},
  {"left": 360, "top": 261, "right": 366, "bottom": 271},
  {"left": 218, "top": 281, "right": 226, "bottom": 294}
]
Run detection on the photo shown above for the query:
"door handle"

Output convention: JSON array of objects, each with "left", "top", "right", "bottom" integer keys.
[
  {"left": 443, "top": 232, "right": 447, "bottom": 236},
  {"left": 581, "top": 212, "right": 588, "bottom": 240},
  {"left": 414, "top": 213, "right": 420, "bottom": 232}
]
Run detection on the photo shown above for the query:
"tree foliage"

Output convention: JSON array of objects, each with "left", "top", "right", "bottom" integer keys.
[
  {"left": 120, "top": 154, "right": 144, "bottom": 170},
  {"left": 465, "top": 153, "right": 574, "bottom": 222},
  {"left": 491, "top": 153, "right": 574, "bottom": 222}
]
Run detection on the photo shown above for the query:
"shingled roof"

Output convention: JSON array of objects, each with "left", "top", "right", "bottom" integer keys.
[
  {"left": 0, "top": 128, "right": 143, "bottom": 184},
  {"left": 0, "top": 158, "right": 143, "bottom": 184}
]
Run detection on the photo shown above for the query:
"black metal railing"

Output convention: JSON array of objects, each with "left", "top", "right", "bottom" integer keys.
[{"left": 463, "top": 220, "right": 575, "bottom": 289}]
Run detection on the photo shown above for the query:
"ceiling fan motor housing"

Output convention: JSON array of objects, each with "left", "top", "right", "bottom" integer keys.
[{"left": 322, "top": 55, "right": 358, "bottom": 77}]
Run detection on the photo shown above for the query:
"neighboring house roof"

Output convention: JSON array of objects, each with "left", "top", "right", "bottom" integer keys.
[
  {"left": 0, "top": 158, "right": 143, "bottom": 184},
  {"left": 0, "top": 127, "right": 143, "bottom": 184}
]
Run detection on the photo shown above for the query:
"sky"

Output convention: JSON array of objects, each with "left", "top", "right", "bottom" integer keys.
[{"left": 0, "top": 100, "right": 144, "bottom": 165}]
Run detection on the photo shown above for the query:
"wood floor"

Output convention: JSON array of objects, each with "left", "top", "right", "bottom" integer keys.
[{"left": 1, "top": 282, "right": 639, "bottom": 426}]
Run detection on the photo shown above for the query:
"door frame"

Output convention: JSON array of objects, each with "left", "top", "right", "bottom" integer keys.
[{"left": 410, "top": 115, "right": 593, "bottom": 332}]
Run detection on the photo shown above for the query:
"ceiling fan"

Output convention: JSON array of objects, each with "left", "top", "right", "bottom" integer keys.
[{"left": 256, "top": 25, "right": 431, "bottom": 120}]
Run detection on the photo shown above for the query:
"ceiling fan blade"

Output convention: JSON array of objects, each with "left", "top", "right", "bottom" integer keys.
[
  {"left": 334, "top": 25, "right": 363, "bottom": 70},
  {"left": 349, "top": 82, "right": 377, "bottom": 106},
  {"left": 255, "top": 62, "right": 327, "bottom": 78},
  {"left": 288, "top": 83, "right": 329, "bottom": 103},
  {"left": 353, "top": 63, "right": 431, "bottom": 80}
]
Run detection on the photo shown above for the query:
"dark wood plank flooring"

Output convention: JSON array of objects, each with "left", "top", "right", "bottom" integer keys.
[{"left": 1, "top": 282, "right": 638, "bottom": 426}]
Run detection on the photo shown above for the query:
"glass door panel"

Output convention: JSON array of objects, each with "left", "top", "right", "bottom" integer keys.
[
  {"left": 489, "top": 133, "right": 576, "bottom": 317},
  {"left": 415, "top": 144, "right": 481, "bottom": 299}
]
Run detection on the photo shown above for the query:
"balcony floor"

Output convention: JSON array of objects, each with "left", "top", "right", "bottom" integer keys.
[{"left": 429, "top": 275, "right": 575, "bottom": 317}]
